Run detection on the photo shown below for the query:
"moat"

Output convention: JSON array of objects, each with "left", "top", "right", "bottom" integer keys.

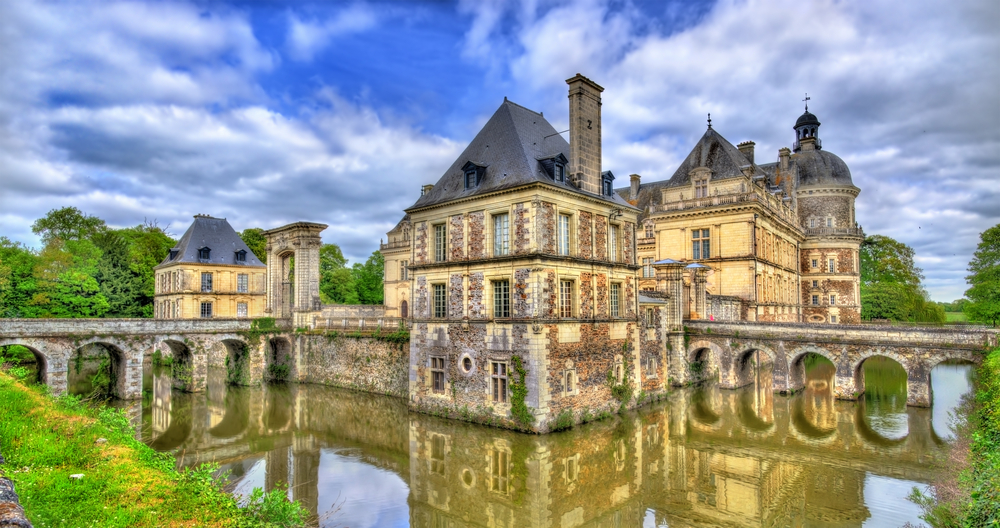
[{"left": 92, "top": 358, "right": 971, "bottom": 528}]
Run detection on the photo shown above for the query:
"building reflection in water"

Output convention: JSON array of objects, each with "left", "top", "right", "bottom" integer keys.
[{"left": 136, "top": 364, "right": 957, "bottom": 528}]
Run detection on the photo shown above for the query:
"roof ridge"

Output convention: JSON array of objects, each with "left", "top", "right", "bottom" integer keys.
[{"left": 501, "top": 98, "right": 544, "bottom": 117}]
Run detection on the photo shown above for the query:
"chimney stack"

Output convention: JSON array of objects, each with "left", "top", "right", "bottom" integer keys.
[
  {"left": 566, "top": 73, "right": 604, "bottom": 195},
  {"left": 737, "top": 141, "right": 755, "bottom": 165},
  {"left": 629, "top": 174, "right": 641, "bottom": 201}
]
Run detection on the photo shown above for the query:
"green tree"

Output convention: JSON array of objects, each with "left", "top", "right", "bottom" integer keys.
[
  {"left": 318, "top": 244, "right": 357, "bottom": 304},
  {"left": 352, "top": 250, "right": 384, "bottom": 305},
  {"left": 964, "top": 223, "right": 1000, "bottom": 326},
  {"left": 239, "top": 228, "right": 268, "bottom": 263},
  {"left": 31, "top": 206, "right": 107, "bottom": 244},
  {"left": 860, "top": 234, "right": 943, "bottom": 323},
  {"left": 0, "top": 238, "right": 38, "bottom": 317},
  {"left": 118, "top": 223, "right": 175, "bottom": 317},
  {"left": 29, "top": 239, "right": 108, "bottom": 318}
]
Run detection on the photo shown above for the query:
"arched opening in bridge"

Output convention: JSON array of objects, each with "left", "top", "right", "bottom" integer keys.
[
  {"left": 855, "top": 356, "right": 908, "bottom": 440},
  {"left": 788, "top": 352, "right": 836, "bottom": 394},
  {"left": 734, "top": 349, "right": 773, "bottom": 389},
  {"left": 263, "top": 383, "right": 292, "bottom": 431},
  {"left": 0, "top": 344, "right": 44, "bottom": 384},
  {"left": 156, "top": 340, "right": 194, "bottom": 392},
  {"left": 266, "top": 337, "right": 293, "bottom": 383},
  {"left": 688, "top": 348, "right": 713, "bottom": 385},
  {"left": 930, "top": 359, "right": 976, "bottom": 440},
  {"left": 223, "top": 339, "right": 251, "bottom": 386},
  {"left": 70, "top": 342, "right": 126, "bottom": 399},
  {"left": 209, "top": 387, "right": 250, "bottom": 439}
]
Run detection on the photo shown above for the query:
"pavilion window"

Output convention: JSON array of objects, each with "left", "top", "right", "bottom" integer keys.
[
  {"left": 433, "top": 284, "right": 446, "bottom": 318},
  {"left": 491, "top": 361, "right": 508, "bottom": 403},
  {"left": 201, "top": 272, "right": 213, "bottom": 292},
  {"left": 237, "top": 273, "right": 248, "bottom": 293},
  {"left": 692, "top": 229, "right": 710, "bottom": 259},
  {"left": 558, "top": 214, "right": 570, "bottom": 256},
  {"left": 200, "top": 302, "right": 212, "bottom": 318},
  {"left": 493, "top": 280, "right": 510, "bottom": 318},
  {"left": 431, "top": 356, "right": 445, "bottom": 393},
  {"left": 493, "top": 213, "right": 509, "bottom": 256},
  {"left": 560, "top": 280, "right": 573, "bottom": 317},
  {"left": 610, "top": 283, "right": 621, "bottom": 317},
  {"left": 434, "top": 224, "right": 447, "bottom": 262}
]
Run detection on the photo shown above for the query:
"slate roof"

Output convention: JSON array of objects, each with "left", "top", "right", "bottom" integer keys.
[
  {"left": 407, "top": 99, "right": 635, "bottom": 211},
  {"left": 157, "top": 215, "right": 264, "bottom": 268},
  {"left": 792, "top": 148, "right": 854, "bottom": 187}
]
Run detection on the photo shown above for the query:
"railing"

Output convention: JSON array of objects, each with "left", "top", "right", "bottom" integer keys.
[
  {"left": 649, "top": 191, "right": 801, "bottom": 228},
  {"left": 636, "top": 236, "right": 655, "bottom": 246},
  {"left": 804, "top": 227, "right": 865, "bottom": 238},
  {"left": 312, "top": 316, "right": 407, "bottom": 332},
  {"left": 380, "top": 240, "right": 410, "bottom": 251},
  {"left": 859, "top": 319, "right": 996, "bottom": 329}
]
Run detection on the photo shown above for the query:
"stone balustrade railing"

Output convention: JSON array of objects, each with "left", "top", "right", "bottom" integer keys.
[
  {"left": 803, "top": 226, "right": 865, "bottom": 238},
  {"left": 379, "top": 240, "right": 410, "bottom": 251},
  {"left": 650, "top": 191, "right": 801, "bottom": 228},
  {"left": 312, "top": 316, "right": 407, "bottom": 332}
]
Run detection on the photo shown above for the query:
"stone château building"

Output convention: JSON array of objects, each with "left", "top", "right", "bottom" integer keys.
[
  {"left": 624, "top": 104, "right": 863, "bottom": 324},
  {"left": 153, "top": 215, "right": 266, "bottom": 319}
]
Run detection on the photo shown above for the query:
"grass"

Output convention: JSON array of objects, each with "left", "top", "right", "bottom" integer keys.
[
  {"left": 0, "top": 371, "right": 307, "bottom": 528},
  {"left": 945, "top": 312, "right": 968, "bottom": 323},
  {"left": 907, "top": 346, "right": 1000, "bottom": 527}
]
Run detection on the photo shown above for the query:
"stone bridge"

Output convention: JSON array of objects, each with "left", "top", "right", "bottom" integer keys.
[
  {"left": 675, "top": 320, "right": 998, "bottom": 406},
  {"left": 0, "top": 319, "right": 296, "bottom": 399}
]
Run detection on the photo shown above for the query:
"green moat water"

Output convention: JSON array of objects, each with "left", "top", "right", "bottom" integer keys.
[{"left": 90, "top": 357, "right": 971, "bottom": 528}]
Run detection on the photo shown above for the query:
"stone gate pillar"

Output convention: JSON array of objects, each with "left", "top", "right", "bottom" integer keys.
[
  {"left": 263, "top": 222, "right": 328, "bottom": 323},
  {"left": 654, "top": 259, "right": 686, "bottom": 330},
  {"left": 688, "top": 263, "right": 708, "bottom": 320}
]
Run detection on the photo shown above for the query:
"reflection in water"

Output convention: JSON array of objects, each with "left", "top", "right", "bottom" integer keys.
[
  {"left": 862, "top": 357, "right": 910, "bottom": 439},
  {"left": 134, "top": 361, "right": 971, "bottom": 528},
  {"left": 931, "top": 361, "right": 976, "bottom": 440}
]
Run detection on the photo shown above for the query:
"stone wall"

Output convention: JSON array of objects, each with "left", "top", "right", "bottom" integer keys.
[
  {"left": 318, "top": 305, "right": 386, "bottom": 318},
  {"left": 707, "top": 294, "right": 743, "bottom": 321},
  {"left": 296, "top": 334, "right": 409, "bottom": 398}
]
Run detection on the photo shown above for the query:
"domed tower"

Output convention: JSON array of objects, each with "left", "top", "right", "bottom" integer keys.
[{"left": 792, "top": 103, "right": 864, "bottom": 324}]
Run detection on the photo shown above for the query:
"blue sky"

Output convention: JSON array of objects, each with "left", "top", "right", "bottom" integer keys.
[{"left": 0, "top": 0, "right": 997, "bottom": 300}]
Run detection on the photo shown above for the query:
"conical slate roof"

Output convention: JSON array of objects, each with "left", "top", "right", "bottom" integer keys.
[
  {"left": 662, "top": 128, "right": 753, "bottom": 187},
  {"left": 156, "top": 215, "right": 264, "bottom": 268},
  {"left": 407, "top": 99, "right": 634, "bottom": 211}
]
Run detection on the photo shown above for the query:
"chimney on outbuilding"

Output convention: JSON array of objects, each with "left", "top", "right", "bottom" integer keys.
[
  {"left": 566, "top": 73, "right": 604, "bottom": 195},
  {"left": 738, "top": 141, "right": 755, "bottom": 165},
  {"left": 629, "top": 174, "right": 641, "bottom": 201}
]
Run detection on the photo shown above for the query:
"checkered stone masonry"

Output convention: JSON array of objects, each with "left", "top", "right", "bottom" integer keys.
[
  {"left": 580, "top": 272, "right": 593, "bottom": 318},
  {"left": 623, "top": 221, "right": 635, "bottom": 265},
  {"left": 596, "top": 273, "right": 608, "bottom": 317},
  {"left": 514, "top": 203, "right": 530, "bottom": 255},
  {"left": 514, "top": 268, "right": 531, "bottom": 317},
  {"left": 543, "top": 270, "right": 557, "bottom": 317},
  {"left": 449, "top": 274, "right": 464, "bottom": 318},
  {"left": 538, "top": 202, "right": 556, "bottom": 254},
  {"left": 449, "top": 215, "right": 464, "bottom": 261},
  {"left": 468, "top": 211, "right": 485, "bottom": 260},
  {"left": 414, "top": 222, "right": 428, "bottom": 264},
  {"left": 468, "top": 272, "right": 485, "bottom": 319},
  {"left": 595, "top": 217, "right": 607, "bottom": 261},
  {"left": 415, "top": 276, "right": 429, "bottom": 317},
  {"left": 578, "top": 211, "right": 593, "bottom": 259}
]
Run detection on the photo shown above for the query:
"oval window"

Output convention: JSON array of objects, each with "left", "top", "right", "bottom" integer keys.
[{"left": 462, "top": 357, "right": 473, "bottom": 372}]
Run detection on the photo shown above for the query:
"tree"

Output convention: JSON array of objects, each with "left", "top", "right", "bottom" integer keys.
[
  {"left": 29, "top": 238, "right": 108, "bottom": 318},
  {"left": 0, "top": 238, "right": 38, "bottom": 318},
  {"left": 117, "top": 223, "right": 175, "bottom": 317},
  {"left": 31, "top": 206, "right": 107, "bottom": 244},
  {"left": 964, "top": 223, "right": 1000, "bottom": 326},
  {"left": 239, "top": 228, "right": 268, "bottom": 263},
  {"left": 319, "top": 244, "right": 358, "bottom": 304},
  {"left": 860, "top": 234, "right": 943, "bottom": 323},
  {"left": 352, "top": 250, "right": 384, "bottom": 305}
]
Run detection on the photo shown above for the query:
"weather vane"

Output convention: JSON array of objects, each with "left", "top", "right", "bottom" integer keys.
[
  {"left": 803, "top": 93, "right": 810, "bottom": 111},
  {"left": 707, "top": 113, "right": 712, "bottom": 129}
]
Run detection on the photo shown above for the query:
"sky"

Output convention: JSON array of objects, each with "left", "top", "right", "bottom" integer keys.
[{"left": 0, "top": 0, "right": 997, "bottom": 301}]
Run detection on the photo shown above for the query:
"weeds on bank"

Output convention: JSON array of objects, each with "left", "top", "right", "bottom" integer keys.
[{"left": 0, "top": 371, "right": 307, "bottom": 528}]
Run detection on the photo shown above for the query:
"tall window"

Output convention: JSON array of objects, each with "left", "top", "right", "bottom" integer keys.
[
  {"left": 491, "top": 361, "right": 508, "bottom": 403},
  {"left": 490, "top": 447, "right": 510, "bottom": 494},
  {"left": 237, "top": 274, "right": 248, "bottom": 293},
  {"left": 603, "top": 178, "right": 613, "bottom": 196},
  {"left": 431, "top": 356, "right": 445, "bottom": 393},
  {"left": 826, "top": 217, "right": 833, "bottom": 227},
  {"left": 829, "top": 294, "right": 837, "bottom": 305},
  {"left": 493, "top": 280, "right": 510, "bottom": 318},
  {"left": 465, "top": 170, "right": 477, "bottom": 189},
  {"left": 237, "top": 302, "right": 248, "bottom": 318},
  {"left": 433, "top": 284, "right": 446, "bottom": 318},
  {"left": 554, "top": 163, "right": 565, "bottom": 182},
  {"left": 400, "top": 260, "right": 408, "bottom": 281},
  {"left": 645, "top": 307, "right": 655, "bottom": 327},
  {"left": 645, "top": 223, "right": 654, "bottom": 238},
  {"left": 609, "top": 225, "right": 619, "bottom": 262},
  {"left": 558, "top": 214, "right": 570, "bottom": 255},
  {"left": 200, "top": 302, "right": 212, "bottom": 318},
  {"left": 493, "top": 213, "right": 509, "bottom": 256},
  {"left": 201, "top": 272, "right": 213, "bottom": 292},
  {"left": 695, "top": 179, "right": 708, "bottom": 198},
  {"left": 610, "top": 283, "right": 621, "bottom": 317},
  {"left": 692, "top": 229, "right": 710, "bottom": 259},
  {"left": 812, "top": 294, "right": 819, "bottom": 305},
  {"left": 642, "top": 257, "right": 653, "bottom": 278},
  {"left": 560, "top": 280, "right": 573, "bottom": 317},
  {"left": 434, "top": 224, "right": 447, "bottom": 262},
  {"left": 828, "top": 258, "right": 836, "bottom": 273}
]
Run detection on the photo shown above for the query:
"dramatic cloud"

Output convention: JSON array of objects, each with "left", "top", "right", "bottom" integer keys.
[{"left": 0, "top": 0, "right": 996, "bottom": 299}]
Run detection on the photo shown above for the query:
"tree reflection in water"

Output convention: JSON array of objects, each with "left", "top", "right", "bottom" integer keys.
[{"left": 127, "top": 359, "right": 971, "bottom": 528}]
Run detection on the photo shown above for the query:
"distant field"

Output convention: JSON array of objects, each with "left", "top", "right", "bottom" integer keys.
[{"left": 945, "top": 312, "right": 968, "bottom": 322}]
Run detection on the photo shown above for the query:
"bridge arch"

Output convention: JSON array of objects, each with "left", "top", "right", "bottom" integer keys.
[
  {"left": 72, "top": 338, "right": 139, "bottom": 399},
  {"left": 265, "top": 336, "right": 294, "bottom": 383},
  {"left": 687, "top": 340, "right": 722, "bottom": 385},
  {"left": 156, "top": 339, "right": 196, "bottom": 392},
  {"left": 788, "top": 345, "right": 838, "bottom": 393},
  {"left": 0, "top": 340, "right": 57, "bottom": 387},
  {"left": 724, "top": 345, "right": 777, "bottom": 389},
  {"left": 221, "top": 338, "right": 252, "bottom": 386},
  {"left": 852, "top": 350, "right": 910, "bottom": 403}
]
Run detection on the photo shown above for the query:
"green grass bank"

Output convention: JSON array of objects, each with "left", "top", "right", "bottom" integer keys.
[
  {"left": 911, "top": 346, "right": 1000, "bottom": 527},
  {"left": 0, "top": 371, "right": 307, "bottom": 528}
]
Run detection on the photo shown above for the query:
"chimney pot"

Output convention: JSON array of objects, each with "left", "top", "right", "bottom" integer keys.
[{"left": 629, "top": 174, "right": 641, "bottom": 201}]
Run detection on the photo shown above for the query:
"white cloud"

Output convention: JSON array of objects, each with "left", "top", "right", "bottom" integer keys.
[{"left": 286, "top": 4, "right": 379, "bottom": 62}]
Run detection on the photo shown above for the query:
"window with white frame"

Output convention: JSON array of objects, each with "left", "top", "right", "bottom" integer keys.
[
  {"left": 434, "top": 224, "right": 447, "bottom": 262},
  {"left": 491, "top": 361, "right": 508, "bottom": 403},
  {"left": 560, "top": 280, "right": 573, "bottom": 317},
  {"left": 558, "top": 214, "right": 570, "bottom": 255},
  {"left": 828, "top": 258, "right": 836, "bottom": 273},
  {"left": 609, "top": 224, "right": 619, "bottom": 262},
  {"left": 493, "top": 213, "right": 509, "bottom": 256},
  {"left": 645, "top": 307, "right": 655, "bottom": 327},
  {"left": 433, "top": 284, "right": 446, "bottom": 318},
  {"left": 829, "top": 293, "right": 837, "bottom": 305},
  {"left": 642, "top": 257, "right": 653, "bottom": 278},
  {"left": 692, "top": 229, "right": 710, "bottom": 259},
  {"left": 200, "top": 302, "right": 213, "bottom": 318},
  {"left": 237, "top": 274, "right": 248, "bottom": 293},
  {"left": 431, "top": 356, "right": 445, "bottom": 393},
  {"left": 695, "top": 179, "right": 708, "bottom": 198},
  {"left": 201, "top": 272, "right": 213, "bottom": 292},
  {"left": 645, "top": 223, "right": 654, "bottom": 238},
  {"left": 237, "top": 302, "right": 248, "bottom": 318},
  {"left": 493, "top": 280, "right": 510, "bottom": 318},
  {"left": 610, "top": 283, "right": 621, "bottom": 317},
  {"left": 400, "top": 260, "right": 408, "bottom": 281}
]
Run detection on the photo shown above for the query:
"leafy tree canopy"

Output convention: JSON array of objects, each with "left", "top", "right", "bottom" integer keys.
[
  {"left": 352, "top": 250, "right": 384, "bottom": 305},
  {"left": 0, "top": 238, "right": 38, "bottom": 318},
  {"left": 319, "top": 244, "right": 357, "bottom": 304},
  {"left": 860, "top": 234, "right": 943, "bottom": 323},
  {"left": 31, "top": 206, "right": 107, "bottom": 244},
  {"left": 239, "top": 228, "right": 268, "bottom": 263},
  {"left": 964, "top": 223, "right": 1000, "bottom": 326}
]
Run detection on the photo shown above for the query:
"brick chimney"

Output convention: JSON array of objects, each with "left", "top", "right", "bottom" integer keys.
[
  {"left": 629, "top": 174, "right": 641, "bottom": 201},
  {"left": 566, "top": 74, "right": 604, "bottom": 195},
  {"left": 737, "top": 141, "right": 755, "bottom": 165}
]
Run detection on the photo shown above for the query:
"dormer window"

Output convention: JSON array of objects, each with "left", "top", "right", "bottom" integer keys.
[
  {"left": 554, "top": 163, "right": 565, "bottom": 182},
  {"left": 235, "top": 249, "right": 247, "bottom": 263},
  {"left": 601, "top": 170, "right": 616, "bottom": 197},
  {"left": 169, "top": 249, "right": 179, "bottom": 260},
  {"left": 462, "top": 161, "right": 486, "bottom": 189},
  {"left": 198, "top": 247, "right": 211, "bottom": 262},
  {"left": 538, "top": 153, "right": 568, "bottom": 182}
]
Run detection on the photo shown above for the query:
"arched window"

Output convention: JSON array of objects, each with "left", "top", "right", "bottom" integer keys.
[{"left": 400, "top": 300, "right": 408, "bottom": 318}]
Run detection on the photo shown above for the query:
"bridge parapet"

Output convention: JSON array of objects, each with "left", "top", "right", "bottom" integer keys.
[{"left": 0, "top": 318, "right": 269, "bottom": 338}]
